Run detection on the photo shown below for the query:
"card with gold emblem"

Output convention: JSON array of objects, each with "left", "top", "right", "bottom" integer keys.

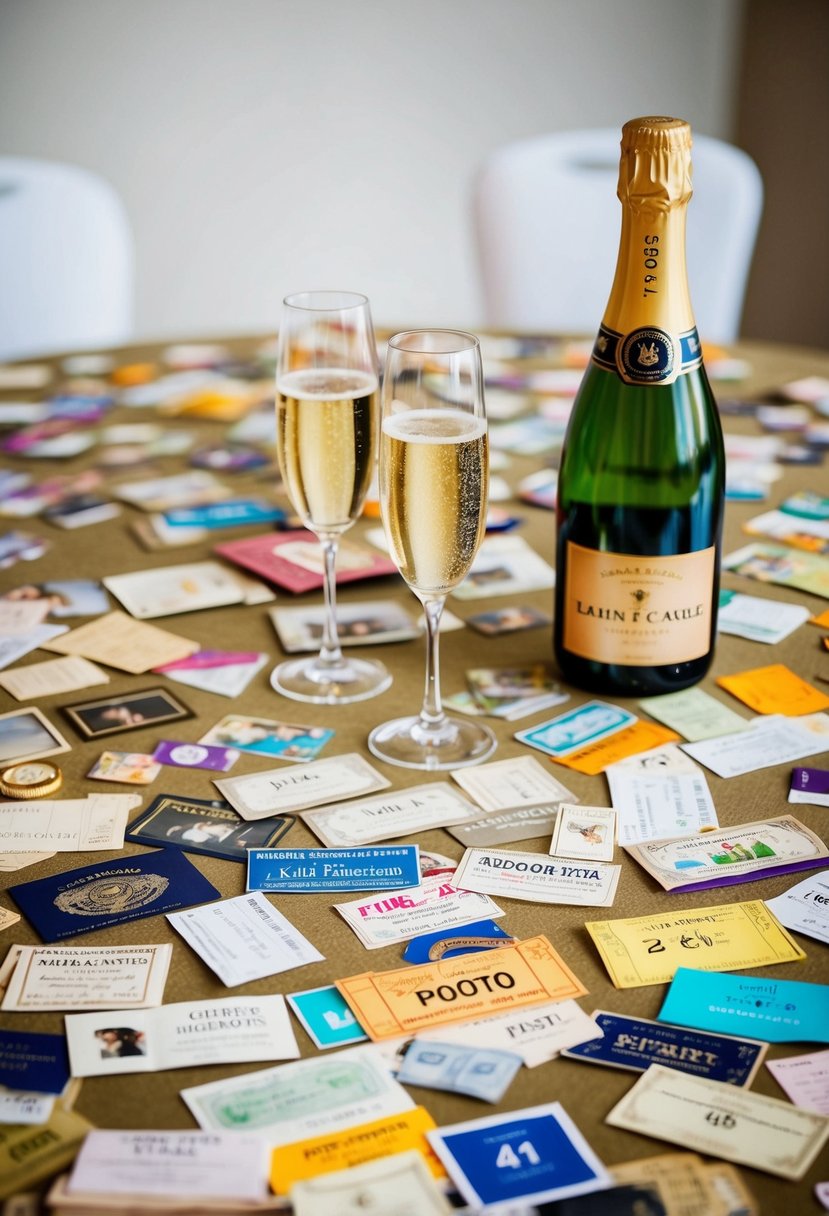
[
  {"left": 606, "top": 1063, "right": 829, "bottom": 1180},
  {"left": 335, "top": 935, "right": 587, "bottom": 1041},
  {"left": 585, "top": 900, "right": 805, "bottom": 989}
]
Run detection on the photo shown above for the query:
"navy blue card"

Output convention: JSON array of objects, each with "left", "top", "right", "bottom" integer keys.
[
  {"left": 402, "top": 918, "right": 515, "bottom": 964},
  {"left": 535, "top": 1183, "right": 666, "bottom": 1216},
  {"left": 8, "top": 849, "right": 220, "bottom": 942},
  {"left": 0, "top": 1029, "right": 70, "bottom": 1095},
  {"left": 560, "top": 1010, "right": 766, "bottom": 1086}
]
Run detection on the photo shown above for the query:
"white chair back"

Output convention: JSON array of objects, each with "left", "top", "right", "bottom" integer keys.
[
  {"left": 473, "top": 128, "right": 763, "bottom": 344},
  {"left": 0, "top": 157, "right": 134, "bottom": 361}
]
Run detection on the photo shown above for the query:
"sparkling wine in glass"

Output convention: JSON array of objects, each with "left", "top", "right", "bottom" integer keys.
[
  {"left": 271, "top": 290, "right": 392, "bottom": 704},
  {"left": 368, "top": 330, "right": 496, "bottom": 769}
]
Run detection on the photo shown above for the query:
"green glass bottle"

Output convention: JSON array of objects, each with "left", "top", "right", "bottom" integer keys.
[{"left": 554, "top": 116, "right": 725, "bottom": 696}]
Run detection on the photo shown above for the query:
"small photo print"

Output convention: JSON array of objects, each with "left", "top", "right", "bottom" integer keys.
[
  {"left": 126, "top": 794, "right": 293, "bottom": 862},
  {"left": 199, "top": 714, "right": 334, "bottom": 762},
  {"left": 94, "top": 1026, "right": 146, "bottom": 1060},
  {"left": 466, "top": 606, "right": 551, "bottom": 636},
  {"left": 270, "top": 600, "right": 419, "bottom": 653},
  {"left": 63, "top": 688, "right": 193, "bottom": 739},
  {"left": 1, "top": 579, "right": 109, "bottom": 618},
  {"left": 86, "top": 751, "right": 163, "bottom": 785},
  {"left": 0, "top": 706, "right": 72, "bottom": 766}
]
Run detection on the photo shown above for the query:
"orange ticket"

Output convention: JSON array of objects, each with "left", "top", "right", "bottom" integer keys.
[
  {"left": 269, "top": 1107, "right": 443, "bottom": 1194},
  {"left": 335, "top": 935, "right": 586, "bottom": 1042},
  {"left": 717, "top": 663, "right": 829, "bottom": 716},
  {"left": 551, "top": 722, "right": 680, "bottom": 775},
  {"left": 810, "top": 608, "right": 829, "bottom": 628}
]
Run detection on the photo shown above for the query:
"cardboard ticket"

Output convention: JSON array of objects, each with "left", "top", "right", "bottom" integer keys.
[
  {"left": 334, "top": 875, "right": 504, "bottom": 950},
  {"left": 624, "top": 815, "right": 829, "bottom": 892},
  {"left": 335, "top": 935, "right": 587, "bottom": 1041},
  {"left": 657, "top": 967, "right": 829, "bottom": 1044},
  {"left": 638, "top": 687, "right": 750, "bottom": 741},
  {"left": 269, "top": 1107, "right": 444, "bottom": 1194},
  {"left": 0, "top": 1106, "right": 94, "bottom": 1201},
  {"left": 215, "top": 753, "right": 390, "bottom": 820},
  {"left": 716, "top": 662, "right": 829, "bottom": 716},
  {"left": 301, "top": 783, "right": 484, "bottom": 847},
  {"left": 611, "top": 1151, "right": 756, "bottom": 1216},
  {"left": 452, "top": 847, "right": 621, "bottom": 907},
  {"left": 606, "top": 1063, "right": 829, "bottom": 1180},
  {"left": 766, "top": 1049, "right": 829, "bottom": 1115},
  {"left": 682, "top": 713, "right": 829, "bottom": 778},
  {"left": 1, "top": 944, "right": 172, "bottom": 1011},
  {"left": 549, "top": 721, "right": 681, "bottom": 775},
  {"left": 289, "top": 1151, "right": 451, "bottom": 1216},
  {"left": 450, "top": 755, "right": 576, "bottom": 813},
  {"left": 585, "top": 900, "right": 805, "bottom": 989}
]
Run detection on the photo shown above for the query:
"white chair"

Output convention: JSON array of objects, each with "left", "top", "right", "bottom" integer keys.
[
  {"left": 0, "top": 157, "right": 134, "bottom": 361},
  {"left": 473, "top": 128, "right": 763, "bottom": 344}
]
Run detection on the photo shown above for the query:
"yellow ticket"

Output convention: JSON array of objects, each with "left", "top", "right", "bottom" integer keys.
[
  {"left": 270, "top": 1106, "right": 443, "bottom": 1194},
  {"left": 335, "top": 935, "right": 587, "bottom": 1041},
  {"left": 585, "top": 900, "right": 806, "bottom": 989},
  {"left": 717, "top": 663, "right": 829, "bottom": 716},
  {"left": 553, "top": 722, "right": 680, "bottom": 775}
]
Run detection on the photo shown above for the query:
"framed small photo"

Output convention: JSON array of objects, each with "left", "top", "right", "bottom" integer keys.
[
  {"left": 126, "top": 794, "right": 293, "bottom": 863},
  {"left": 63, "top": 687, "right": 193, "bottom": 739},
  {"left": 0, "top": 706, "right": 72, "bottom": 766}
]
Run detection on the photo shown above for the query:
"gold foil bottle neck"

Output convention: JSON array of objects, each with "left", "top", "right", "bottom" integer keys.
[{"left": 618, "top": 115, "right": 693, "bottom": 214}]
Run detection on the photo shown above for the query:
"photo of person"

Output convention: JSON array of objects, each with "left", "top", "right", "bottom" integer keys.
[
  {"left": 199, "top": 714, "right": 334, "bottom": 761},
  {"left": 63, "top": 689, "right": 192, "bottom": 739},
  {"left": 126, "top": 794, "right": 293, "bottom": 862},
  {"left": 94, "top": 1027, "right": 146, "bottom": 1059}
]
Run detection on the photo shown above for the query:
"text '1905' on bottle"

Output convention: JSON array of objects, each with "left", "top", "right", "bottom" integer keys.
[{"left": 554, "top": 116, "right": 725, "bottom": 696}]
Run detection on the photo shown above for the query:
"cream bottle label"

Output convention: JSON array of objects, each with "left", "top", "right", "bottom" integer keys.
[{"left": 562, "top": 542, "right": 715, "bottom": 666}]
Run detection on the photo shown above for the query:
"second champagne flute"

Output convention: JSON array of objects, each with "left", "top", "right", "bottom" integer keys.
[
  {"left": 368, "top": 330, "right": 497, "bottom": 769},
  {"left": 271, "top": 290, "right": 392, "bottom": 704}
]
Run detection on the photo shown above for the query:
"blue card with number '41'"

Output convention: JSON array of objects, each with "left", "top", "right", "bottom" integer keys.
[{"left": 426, "top": 1101, "right": 611, "bottom": 1209}]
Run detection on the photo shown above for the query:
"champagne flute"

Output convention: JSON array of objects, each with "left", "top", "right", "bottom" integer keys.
[
  {"left": 368, "top": 330, "right": 496, "bottom": 769},
  {"left": 270, "top": 291, "right": 392, "bottom": 704}
]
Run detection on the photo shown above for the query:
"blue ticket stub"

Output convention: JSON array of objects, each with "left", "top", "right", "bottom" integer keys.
[
  {"left": 9, "top": 849, "right": 220, "bottom": 942},
  {"left": 163, "top": 500, "right": 285, "bottom": 528},
  {"left": 561, "top": 1010, "right": 766, "bottom": 1086},
  {"left": 0, "top": 1029, "right": 70, "bottom": 1095},
  {"left": 657, "top": 966, "right": 829, "bottom": 1044},
  {"left": 402, "top": 919, "right": 515, "bottom": 964},
  {"left": 246, "top": 846, "right": 421, "bottom": 893},
  {"left": 515, "top": 701, "right": 636, "bottom": 758}
]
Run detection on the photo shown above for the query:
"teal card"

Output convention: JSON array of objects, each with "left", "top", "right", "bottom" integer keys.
[
  {"left": 286, "top": 985, "right": 368, "bottom": 1050},
  {"left": 657, "top": 967, "right": 829, "bottom": 1044}
]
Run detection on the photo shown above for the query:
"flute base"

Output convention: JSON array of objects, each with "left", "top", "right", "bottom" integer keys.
[
  {"left": 270, "top": 655, "right": 392, "bottom": 705},
  {"left": 368, "top": 714, "right": 497, "bottom": 771}
]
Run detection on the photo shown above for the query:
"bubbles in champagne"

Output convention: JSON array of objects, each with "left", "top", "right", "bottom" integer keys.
[
  {"left": 276, "top": 368, "right": 379, "bottom": 533},
  {"left": 381, "top": 408, "right": 488, "bottom": 596}
]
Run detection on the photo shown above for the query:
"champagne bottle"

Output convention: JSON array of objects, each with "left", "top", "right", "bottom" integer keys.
[{"left": 554, "top": 116, "right": 725, "bottom": 696}]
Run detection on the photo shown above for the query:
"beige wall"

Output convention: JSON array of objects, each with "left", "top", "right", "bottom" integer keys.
[
  {"left": 0, "top": 0, "right": 744, "bottom": 341},
  {"left": 736, "top": 0, "right": 829, "bottom": 350}
]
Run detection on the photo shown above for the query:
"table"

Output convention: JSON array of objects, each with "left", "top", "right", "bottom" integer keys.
[{"left": 1, "top": 334, "right": 828, "bottom": 1213}]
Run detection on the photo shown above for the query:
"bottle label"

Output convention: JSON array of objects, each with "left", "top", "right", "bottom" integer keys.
[
  {"left": 592, "top": 324, "right": 702, "bottom": 385},
  {"left": 562, "top": 541, "right": 715, "bottom": 666}
]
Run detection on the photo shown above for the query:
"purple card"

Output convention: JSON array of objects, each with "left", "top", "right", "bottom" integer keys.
[
  {"left": 789, "top": 766, "right": 829, "bottom": 807},
  {"left": 152, "top": 741, "right": 239, "bottom": 771}
]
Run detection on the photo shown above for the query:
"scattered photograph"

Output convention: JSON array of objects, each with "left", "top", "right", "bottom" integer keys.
[
  {"left": 86, "top": 751, "right": 163, "bottom": 785},
  {"left": 63, "top": 688, "right": 193, "bottom": 739},
  {"left": 466, "top": 607, "right": 552, "bottom": 637},
  {"left": 0, "top": 706, "right": 72, "bottom": 766},
  {"left": 269, "top": 599, "right": 420, "bottom": 653},
  {"left": 126, "top": 794, "right": 293, "bottom": 862},
  {"left": 94, "top": 1026, "right": 147, "bottom": 1059},
  {"left": 199, "top": 714, "right": 334, "bottom": 762},
  {"left": 1, "top": 578, "right": 109, "bottom": 617}
]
